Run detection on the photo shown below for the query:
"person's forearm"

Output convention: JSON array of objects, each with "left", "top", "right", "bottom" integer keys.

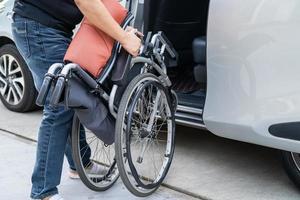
[{"left": 75, "top": 0, "right": 126, "bottom": 43}]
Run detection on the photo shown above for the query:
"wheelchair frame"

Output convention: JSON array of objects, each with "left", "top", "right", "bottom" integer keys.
[{"left": 36, "top": 10, "right": 178, "bottom": 197}]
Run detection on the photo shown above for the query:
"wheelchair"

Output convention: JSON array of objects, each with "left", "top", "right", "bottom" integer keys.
[{"left": 36, "top": 10, "right": 178, "bottom": 197}]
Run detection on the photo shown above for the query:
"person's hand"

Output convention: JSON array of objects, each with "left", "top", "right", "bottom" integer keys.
[
  {"left": 125, "top": 26, "right": 144, "bottom": 38},
  {"left": 121, "top": 26, "right": 143, "bottom": 57}
]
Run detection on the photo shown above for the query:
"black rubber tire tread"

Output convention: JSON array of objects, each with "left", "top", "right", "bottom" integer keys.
[
  {"left": 115, "top": 73, "right": 175, "bottom": 197},
  {"left": 281, "top": 151, "right": 300, "bottom": 190},
  {"left": 0, "top": 44, "right": 39, "bottom": 112},
  {"left": 71, "top": 115, "right": 119, "bottom": 191}
]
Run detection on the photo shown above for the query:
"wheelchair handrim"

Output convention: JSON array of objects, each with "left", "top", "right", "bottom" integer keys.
[
  {"left": 126, "top": 80, "right": 174, "bottom": 189},
  {"left": 116, "top": 74, "right": 175, "bottom": 195}
]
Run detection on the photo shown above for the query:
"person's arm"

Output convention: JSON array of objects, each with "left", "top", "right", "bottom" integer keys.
[{"left": 74, "top": 0, "right": 141, "bottom": 56}]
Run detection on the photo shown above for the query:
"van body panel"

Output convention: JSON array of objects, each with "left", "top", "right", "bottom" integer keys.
[
  {"left": 0, "top": 0, "right": 13, "bottom": 41},
  {"left": 205, "top": 0, "right": 300, "bottom": 153}
]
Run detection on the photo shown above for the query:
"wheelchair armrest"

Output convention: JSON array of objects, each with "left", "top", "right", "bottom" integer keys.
[{"left": 111, "top": 48, "right": 132, "bottom": 86}]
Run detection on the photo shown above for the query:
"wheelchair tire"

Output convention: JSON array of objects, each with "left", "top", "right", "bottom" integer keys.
[
  {"left": 71, "top": 115, "right": 119, "bottom": 191},
  {"left": 115, "top": 73, "right": 176, "bottom": 197}
]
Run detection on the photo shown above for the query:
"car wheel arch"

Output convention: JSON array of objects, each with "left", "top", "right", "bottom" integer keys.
[{"left": 0, "top": 36, "right": 14, "bottom": 47}]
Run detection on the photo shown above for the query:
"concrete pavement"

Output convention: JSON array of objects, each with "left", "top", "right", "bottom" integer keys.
[
  {"left": 0, "top": 131, "right": 196, "bottom": 200},
  {"left": 0, "top": 103, "right": 300, "bottom": 200}
]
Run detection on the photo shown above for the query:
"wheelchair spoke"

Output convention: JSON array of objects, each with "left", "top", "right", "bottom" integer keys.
[{"left": 115, "top": 73, "right": 176, "bottom": 195}]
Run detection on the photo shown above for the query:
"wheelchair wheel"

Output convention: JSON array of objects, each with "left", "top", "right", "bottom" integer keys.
[
  {"left": 115, "top": 73, "right": 176, "bottom": 197},
  {"left": 71, "top": 116, "right": 119, "bottom": 191}
]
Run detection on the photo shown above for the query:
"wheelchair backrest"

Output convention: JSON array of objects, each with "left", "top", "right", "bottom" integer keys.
[{"left": 97, "top": 13, "right": 134, "bottom": 84}]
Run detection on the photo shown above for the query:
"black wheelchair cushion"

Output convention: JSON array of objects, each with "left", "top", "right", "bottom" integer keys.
[
  {"left": 111, "top": 48, "right": 132, "bottom": 86},
  {"left": 193, "top": 37, "right": 206, "bottom": 64}
]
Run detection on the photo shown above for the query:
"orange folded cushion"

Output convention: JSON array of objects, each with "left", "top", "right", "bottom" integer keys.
[{"left": 64, "top": 0, "right": 127, "bottom": 78}]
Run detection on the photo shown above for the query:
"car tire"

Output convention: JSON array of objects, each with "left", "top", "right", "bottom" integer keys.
[
  {"left": 0, "top": 44, "right": 38, "bottom": 112},
  {"left": 281, "top": 151, "right": 300, "bottom": 189}
]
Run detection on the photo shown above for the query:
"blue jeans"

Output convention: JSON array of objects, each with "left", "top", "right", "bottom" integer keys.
[{"left": 12, "top": 14, "right": 91, "bottom": 199}]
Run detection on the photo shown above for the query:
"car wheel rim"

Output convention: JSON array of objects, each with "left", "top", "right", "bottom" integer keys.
[
  {"left": 291, "top": 153, "right": 300, "bottom": 171},
  {"left": 0, "top": 54, "right": 25, "bottom": 105}
]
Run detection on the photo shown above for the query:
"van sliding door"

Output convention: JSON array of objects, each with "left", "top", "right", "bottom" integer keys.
[{"left": 204, "top": 0, "right": 300, "bottom": 153}]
